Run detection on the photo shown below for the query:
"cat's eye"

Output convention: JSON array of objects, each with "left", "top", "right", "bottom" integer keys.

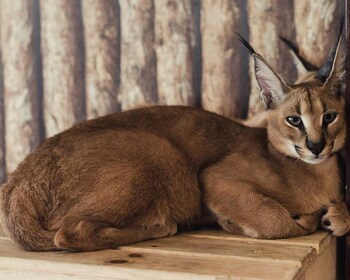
[
  {"left": 323, "top": 113, "right": 337, "bottom": 124},
  {"left": 286, "top": 116, "right": 302, "bottom": 127}
]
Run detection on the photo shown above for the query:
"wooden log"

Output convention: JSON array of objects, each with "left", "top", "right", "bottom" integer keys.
[
  {"left": 0, "top": 0, "right": 42, "bottom": 173},
  {"left": 192, "top": 0, "right": 201, "bottom": 107},
  {"left": 0, "top": 62, "right": 5, "bottom": 183},
  {"left": 119, "top": 0, "right": 158, "bottom": 110},
  {"left": 247, "top": 0, "right": 297, "bottom": 117},
  {"left": 154, "top": 0, "right": 195, "bottom": 106},
  {"left": 294, "top": 0, "right": 343, "bottom": 68},
  {"left": 201, "top": 0, "right": 250, "bottom": 119},
  {"left": 82, "top": 0, "right": 121, "bottom": 119},
  {"left": 40, "top": 0, "right": 85, "bottom": 137}
]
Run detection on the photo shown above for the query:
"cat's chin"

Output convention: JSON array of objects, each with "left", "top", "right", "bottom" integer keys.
[{"left": 299, "top": 156, "right": 329, "bottom": 165}]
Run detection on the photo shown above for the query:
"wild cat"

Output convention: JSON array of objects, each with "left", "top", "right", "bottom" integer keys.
[{"left": 0, "top": 27, "right": 348, "bottom": 252}]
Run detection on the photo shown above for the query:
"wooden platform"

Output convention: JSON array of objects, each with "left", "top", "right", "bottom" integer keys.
[{"left": 0, "top": 226, "right": 336, "bottom": 280}]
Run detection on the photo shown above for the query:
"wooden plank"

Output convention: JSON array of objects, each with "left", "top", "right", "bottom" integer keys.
[
  {"left": 119, "top": 0, "right": 158, "bottom": 110},
  {"left": 154, "top": 0, "right": 195, "bottom": 106},
  {"left": 201, "top": 0, "right": 250, "bottom": 119},
  {"left": 294, "top": 238, "right": 337, "bottom": 280},
  {"left": 40, "top": 0, "right": 85, "bottom": 137},
  {"left": 121, "top": 234, "right": 316, "bottom": 266},
  {"left": 247, "top": 0, "right": 297, "bottom": 116},
  {"left": 82, "top": 0, "right": 121, "bottom": 119},
  {"left": 182, "top": 229, "right": 332, "bottom": 254},
  {"left": 0, "top": 239, "right": 301, "bottom": 280},
  {"left": 0, "top": 0, "right": 42, "bottom": 172}
]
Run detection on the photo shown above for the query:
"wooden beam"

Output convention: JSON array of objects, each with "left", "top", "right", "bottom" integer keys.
[
  {"left": 201, "top": 0, "right": 250, "bottom": 119},
  {"left": 0, "top": 0, "right": 42, "bottom": 173},
  {"left": 40, "top": 0, "right": 85, "bottom": 137},
  {"left": 120, "top": 0, "right": 158, "bottom": 110},
  {"left": 82, "top": 0, "right": 121, "bottom": 119}
]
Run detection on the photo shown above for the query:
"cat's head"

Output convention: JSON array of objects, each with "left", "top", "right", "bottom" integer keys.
[{"left": 238, "top": 26, "right": 345, "bottom": 164}]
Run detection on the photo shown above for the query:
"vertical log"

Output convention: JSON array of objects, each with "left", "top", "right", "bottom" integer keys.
[
  {"left": 201, "top": 0, "right": 250, "bottom": 119},
  {"left": 346, "top": 0, "right": 350, "bottom": 277},
  {"left": 294, "top": 0, "right": 343, "bottom": 68},
  {"left": 120, "top": 0, "right": 158, "bottom": 110},
  {"left": 0, "top": 51, "right": 5, "bottom": 183},
  {"left": 192, "top": 0, "right": 202, "bottom": 107},
  {"left": 247, "top": 0, "right": 297, "bottom": 117},
  {"left": 0, "top": 0, "right": 42, "bottom": 173},
  {"left": 82, "top": 0, "right": 120, "bottom": 119},
  {"left": 154, "top": 0, "right": 195, "bottom": 105},
  {"left": 40, "top": 0, "right": 85, "bottom": 137}
]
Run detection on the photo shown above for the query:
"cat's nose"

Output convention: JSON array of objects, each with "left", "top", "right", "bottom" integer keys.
[{"left": 306, "top": 139, "right": 325, "bottom": 156}]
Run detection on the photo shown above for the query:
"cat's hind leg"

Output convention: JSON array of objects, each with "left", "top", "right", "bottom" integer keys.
[{"left": 54, "top": 220, "right": 177, "bottom": 251}]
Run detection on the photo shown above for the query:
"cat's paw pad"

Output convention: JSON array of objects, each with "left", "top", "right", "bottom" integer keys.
[{"left": 321, "top": 204, "right": 350, "bottom": 236}]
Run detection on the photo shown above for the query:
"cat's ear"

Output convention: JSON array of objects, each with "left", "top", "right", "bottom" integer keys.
[
  {"left": 253, "top": 56, "right": 291, "bottom": 109},
  {"left": 317, "top": 21, "right": 345, "bottom": 94},
  {"left": 236, "top": 33, "right": 291, "bottom": 109}
]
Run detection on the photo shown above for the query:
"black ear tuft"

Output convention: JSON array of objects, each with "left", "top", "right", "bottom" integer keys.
[
  {"left": 316, "top": 20, "right": 344, "bottom": 83},
  {"left": 235, "top": 32, "right": 256, "bottom": 55},
  {"left": 279, "top": 36, "right": 318, "bottom": 71}
]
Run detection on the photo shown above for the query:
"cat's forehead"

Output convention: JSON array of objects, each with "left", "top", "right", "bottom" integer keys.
[{"left": 283, "top": 84, "right": 341, "bottom": 114}]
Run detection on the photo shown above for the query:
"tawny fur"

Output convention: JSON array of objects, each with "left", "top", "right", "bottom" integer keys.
[{"left": 0, "top": 34, "right": 349, "bottom": 252}]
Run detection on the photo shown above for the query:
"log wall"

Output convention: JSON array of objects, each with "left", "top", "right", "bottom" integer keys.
[{"left": 0, "top": 0, "right": 343, "bottom": 181}]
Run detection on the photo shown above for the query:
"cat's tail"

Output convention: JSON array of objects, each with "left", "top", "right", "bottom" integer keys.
[{"left": 0, "top": 182, "right": 57, "bottom": 251}]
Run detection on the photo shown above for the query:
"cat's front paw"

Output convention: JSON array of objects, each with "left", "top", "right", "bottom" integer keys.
[
  {"left": 321, "top": 203, "right": 350, "bottom": 236},
  {"left": 293, "top": 213, "right": 319, "bottom": 233}
]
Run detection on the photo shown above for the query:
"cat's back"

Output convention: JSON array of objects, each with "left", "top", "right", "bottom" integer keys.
[
  {"left": 8, "top": 106, "right": 249, "bottom": 183},
  {"left": 44, "top": 106, "right": 247, "bottom": 166}
]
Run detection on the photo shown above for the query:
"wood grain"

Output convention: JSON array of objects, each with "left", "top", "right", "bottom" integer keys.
[
  {"left": 122, "top": 234, "right": 316, "bottom": 266},
  {"left": 155, "top": 0, "right": 195, "bottom": 106},
  {"left": 201, "top": 0, "right": 250, "bottom": 119},
  {"left": 120, "top": 0, "right": 158, "bottom": 110},
  {"left": 82, "top": 0, "right": 121, "bottom": 119},
  {"left": 0, "top": 0, "right": 42, "bottom": 172},
  {"left": 40, "top": 0, "right": 85, "bottom": 137}
]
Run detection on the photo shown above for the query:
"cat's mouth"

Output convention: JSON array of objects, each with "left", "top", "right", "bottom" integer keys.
[{"left": 294, "top": 145, "right": 331, "bottom": 164}]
